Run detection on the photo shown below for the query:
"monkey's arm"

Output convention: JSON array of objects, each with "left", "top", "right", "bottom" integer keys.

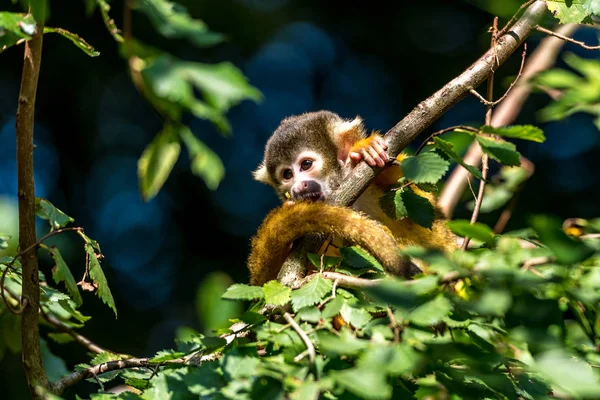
[{"left": 248, "top": 202, "right": 415, "bottom": 286}]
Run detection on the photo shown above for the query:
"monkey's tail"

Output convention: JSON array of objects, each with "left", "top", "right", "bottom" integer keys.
[{"left": 248, "top": 202, "right": 414, "bottom": 285}]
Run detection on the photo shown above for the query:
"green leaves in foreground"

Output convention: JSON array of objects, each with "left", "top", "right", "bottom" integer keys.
[
  {"left": 447, "top": 219, "right": 496, "bottom": 244},
  {"left": 35, "top": 198, "right": 74, "bottom": 230},
  {"left": 43, "top": 27, "right": 99, "bottom": 57},
  {"left": 545, "top": 0, "right": 599, "bottom": 24},
  {"left": 85, "top": 244, "right": 117, "bottom": 317},
  {"left": 138, "top": 124, "right": 181, "bottom": 201},
  {"left": 380, "top": 187, "right": 435, "bottom": 229},
  {"left": 400, "top": 152, "right": 449, "bottom": 184},
  {"left": 49, "top": 247, "right": 82, "bottom": 306}
]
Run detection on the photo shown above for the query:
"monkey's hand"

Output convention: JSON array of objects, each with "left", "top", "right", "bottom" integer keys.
[{"left": 349, "top": 133, "right": 389, "bottom": 167}]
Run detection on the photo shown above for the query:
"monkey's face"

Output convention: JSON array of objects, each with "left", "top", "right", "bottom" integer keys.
[{"left": 273, "top": 150, "right": 344, "bottom": 202}]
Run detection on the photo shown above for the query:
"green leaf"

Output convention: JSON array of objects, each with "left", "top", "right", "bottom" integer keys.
[
  {"left": 357, "top": 343, "right": 423, "bottom": 376},
  {"left": 339, "top": 302, "right": 372, "bottom": 328},
  {"left": 47, "top": 333, "right": 74, "bottom": 344},
  {"left": 35, "top": 198, "right": 74, "bottom": 229},
  {"left": 433, "top": 136, "right": 484, "bottom": 179},
  {"left": 222, "top": 354, "right": 260, "bottom": 380},
  {"left": 307, "top": 253, "right": 342, "bottom": 269},
  {"left": 479, "top": 125, "right": 546, "bottom": 143},
  {"left": 475, "top": 135, "right": 521, "bottom": 166},
  {"left": 85, "top": 244, "right": 117, "bottom": 317},
  {"left": 150, "top": 349, "right": 185, "bottom": 362},
  {"left": 402, "top": 188, "right": 435, "bottom": 229},
  {"left": 533, "top": 69, "right": 583, "bottom": 89},
  {"left": 447, "top": 220, "right": 495, "bottom": 244},
  {"left": 43, "top": 27, "right": 99, "bottom": 56},
  {"left": 379, "top": 189, "right": 408, "bottom": 220},
  {"left": 339, "top": 246, "right": 384, "bottom": 272},
  {"left": 407, "top": 294, "right": 453, "bottom": 326},
  {"left": 531, "top": 215, "right": 594, "bottom": 264},
  {"left": 546, "top": 0, "right": 595, "bottom": 24},
  {"left": 134, "top": 0, "right": 225, "bottom": 47},
  {"left": 0, "top": 12, "right": 36, "bottom": 53},
  {"left": 536, "top": 350, "right": 600, "bottom": 397},
  {"left": 49, "top": 246, "right": 82, "bottom": 306},
  {"left": 317, "top": 328, "right": 368, "bottom": 356},
  {"left": 0, "top": 233, "right": 10, "bottom": 250},
  {"left": 263, "top": 280, "right": 291, "bottom": 306},
  {"left": 40, "top": 338, "right": 68, "bottom": 383},
  {"left": 290, "top": 275, "right": 332, "bottom": 311},
  {"left": 221, "top": 283, "right": 264, "bottom": 300},
  {"left": 137, "top": 123, "right": 181, "bottom": 201},
  {"left": 400, "top": 152, "right": 449, "bottom": 184},
  {"left": 179, "top": 126, "right": 225, "bottom": 190},
  {"left": 333, "top": 368, "right": 392, "bottom": 399}
]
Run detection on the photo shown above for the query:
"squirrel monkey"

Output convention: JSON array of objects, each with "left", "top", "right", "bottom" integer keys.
[{"left": 249, "top": 110, "right": 455, "bottom": 285}]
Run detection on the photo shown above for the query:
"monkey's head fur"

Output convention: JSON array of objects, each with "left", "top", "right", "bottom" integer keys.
[{"left": 253, "top": 110, "right": 365, "bottom": 202}]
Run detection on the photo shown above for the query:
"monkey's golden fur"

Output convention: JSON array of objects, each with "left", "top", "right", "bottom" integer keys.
[{"left": 248, "top": 202, "right": 411, "bottom": 285}]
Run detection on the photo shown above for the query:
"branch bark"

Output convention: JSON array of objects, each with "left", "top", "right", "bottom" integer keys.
[
  {"left": 438, "top": 23, "right": 578, "bottom": 217},
  {"left": 278, "top": 1, "right": 549, "bottom": 286},
  {"left": 16, "top": 16, "right": 48, "bottom": 397}
]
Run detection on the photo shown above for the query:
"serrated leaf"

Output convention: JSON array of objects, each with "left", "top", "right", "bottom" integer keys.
[
  {"left": 0, "top": 12, "right": 36, "bottom": 53},
  {"left": 91, "top": 351, "right": 123, "bottom": 366},
  {"left": 221, "top": 284, "right": 264, "bottom": 300},
  {"left": 408, "top": 295, "right": 453, "bottom": 326},
  {"left": 339, "top": 302, "right": 372, "bottom": 328},
  {"left": 35, "top": 198, "right": 74, "bottom": 229},
  {"left": 150, "top": 349, "right": 185, "bottom": 362},
  {"left": 290, "top": 275, "right": 332, "bottom": 311},
  {"left": 433, "top": 137, "right": 484, "bottom": 179},
  {"left": 400, "top": 152, "right": 449, "bottom": 184},
  {"left": 447, "top": 220, "right": 495, "bottom": 244},
  {"left": 85, "top": 244, "right": 117, "bottom": 317},
  {"left": 263, "top": 280, "right": 291, "bottom": 306},
  {"left": 379, "top": 190, "right": 408, "bottom": 220},
  {"left": 479, "top": 124, "right": 546, "bottom": 143},
  {"left": 49, "top": 247, "right": 82, "bottom": 307},
  {"left": 222, "top": 354, "right": 260, "bottom": 380},
  {"left": 475, "top": 135, "right": 521, "bottom": 166},
  {"left": 137, "top": 123, "right": 181, "bottom": 201},
  {"left": 134, "top": 0, "right": 225, "bottom": 47},
  {"left": 43, "top": 27, "right": 99, "bottom": 56},
  {"left": 546, "top": 0, "right": 594, "bottom": 24},
  {"left": 179, "top": 126, "right": 224, "bottom": 190},
  {"left": 297, "top": 306, "right": 321, "bottom": 323}
]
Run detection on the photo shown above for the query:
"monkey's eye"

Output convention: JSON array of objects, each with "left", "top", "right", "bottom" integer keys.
[
  {"left": 301, "top": 159, "right": 313, "bottom": 171},
  {"left": 282, "top": 169, "right": 293, "bottom": 180}
]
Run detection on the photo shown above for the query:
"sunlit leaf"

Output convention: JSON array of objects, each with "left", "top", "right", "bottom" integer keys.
[
  {"left": 447, "top": 220, "right": 495, "bottom": 244},
  {"left": 0, "top": 12, "right": 35, "bottom": 53},
  {"left": 479, "top": 125, "right": 546, "bottom": 143},
  {"left": 400, "top": 152, "right": 449, "bottom": 184},
  {"left": 35, "top": 198, "right": 74, "bottom": 229},
  {"left": 137, "top": 123, "right": 181, "bottom": 201},
  {"left": 0, "top": 233, "right": 10, "bottom": 250},
  {"left": 546, "top": 0, "right": 595, "bottom": 24},
  {"left": 263, "top": 280, "right": 291, "bottom": 306},
  {"left": 85, "top": 244, "right": 117, "bottom": 317},
  {"left": 475, "top": 135, "right": 521, "bottom": 166},
  {"left": 221, "top": 284, "right": 264, "bottom": 300},
  {"left": 407, "top": 294, "right": 453, "bottom": 326},
  {"left": 290, "top": 275, "right": 332, "bottom": 311},
  {"left": 134, "top": 0, "right": 224, "bottom": 47},
  {"left": 402, "top": 188, "right": 435, "bottom": 229},
  {"left": 333, "top": 368, "right": 392, "bottom": 399},
  {"left": 536, "top": 349, "right": 600, "bottom": 397}
]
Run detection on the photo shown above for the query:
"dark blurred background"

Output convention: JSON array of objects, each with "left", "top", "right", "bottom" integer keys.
[{"left": 1, "top": 0, "right": 599, "bottom": 397}]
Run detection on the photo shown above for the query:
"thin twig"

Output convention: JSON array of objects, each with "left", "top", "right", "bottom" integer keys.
[
  {"left": 283, "top": 312, "right": 316, "bottom": 366},
  {"left": 536, "top": 26, "right": 600, "bottom": 50},
  {"left": 386, "top": 306, "right": 401, "bottom": 343},
  {"left": 462, "top": 17, "right": 498, "bottom": 250},
  {"left": 469, "top": 43, "right": 528, "bottom": 107}
]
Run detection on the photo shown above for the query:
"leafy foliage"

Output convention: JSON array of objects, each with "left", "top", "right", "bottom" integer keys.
[{"left": 545, "top": 0, "right": 600, "bottom": 24}]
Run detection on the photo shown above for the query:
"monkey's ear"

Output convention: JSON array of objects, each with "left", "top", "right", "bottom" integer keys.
[
  {"left": 332, "top": 116, "right": 364, "bottom": 162},
  {"left": 253, "top": 162, "right": 274, "bottom": 185}
]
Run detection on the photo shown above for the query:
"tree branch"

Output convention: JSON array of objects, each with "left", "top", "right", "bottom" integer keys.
[
  {"left": 277, "top": 1, "right": 549, "bottom": 286},
  {"left": 15, "top": 12, "right": 48, "bottom": 397},
  {"left": 438, "top": 23, "right": 578, "bottom": 217}
]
